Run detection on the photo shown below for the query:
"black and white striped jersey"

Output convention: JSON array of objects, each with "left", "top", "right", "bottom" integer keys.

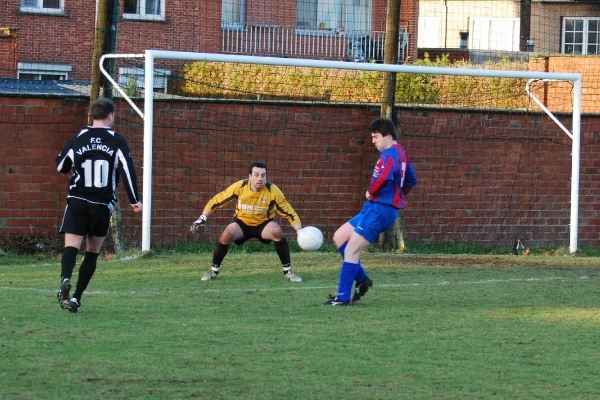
[{"left": 55, "top": 126, "right": 141, "bottom": 208}]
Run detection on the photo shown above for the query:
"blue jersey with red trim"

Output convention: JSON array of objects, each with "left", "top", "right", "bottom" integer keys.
[{"left": 367, "top": 143, "right": 417, "bottom": 209}]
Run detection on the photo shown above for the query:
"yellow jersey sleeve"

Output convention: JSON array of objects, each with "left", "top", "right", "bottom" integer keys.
[
  {"left": 204, "top": 180, "right": 245, "bottom": 212},
  {"left": 205, "top": 180, "right": 301, "bottom": 227}
]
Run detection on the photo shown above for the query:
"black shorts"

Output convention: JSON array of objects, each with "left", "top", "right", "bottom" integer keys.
[
  {"left": 59, "top": 197, "right": 111, "bottom": 237},
  {"left": 233, "top": 218, "right": 273, "bottom": 246}
]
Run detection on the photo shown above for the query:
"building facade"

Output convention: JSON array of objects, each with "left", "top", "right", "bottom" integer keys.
[
  {"left": 417, "top": 0, "right": 600, "bottom": 60},
  {"left": 0, "top": 0, "right": 418, "bottom": 83}
]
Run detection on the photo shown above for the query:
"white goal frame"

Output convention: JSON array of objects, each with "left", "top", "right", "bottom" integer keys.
[{"left": 100, "top": 50, "right": 582, "bottom": 253}]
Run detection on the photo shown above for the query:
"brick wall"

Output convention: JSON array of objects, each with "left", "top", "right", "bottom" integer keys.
[
  {"left": 2, "top": 96, "right": 600, "bottom": 249},
  {"left": 0, "top": 97, "right": 86, "bottom": 234},
  {"left": 529, "top": 55, "right": 600, "bottom": 114},
  {"left": 0, "top": 28, "right": 18, "bottom": 77}
]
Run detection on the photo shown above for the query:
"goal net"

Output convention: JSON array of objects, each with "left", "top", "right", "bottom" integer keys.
[{"left": 100, "top": 51, "right": 581, "bottom": 253}]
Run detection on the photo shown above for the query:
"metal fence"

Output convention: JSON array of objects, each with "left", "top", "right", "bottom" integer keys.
[{"left": 221, "top": 23, "right": 409, "bottom": 63}]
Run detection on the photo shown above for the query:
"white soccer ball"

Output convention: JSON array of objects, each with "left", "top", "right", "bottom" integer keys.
[{"left": 297, "top": 226, "right": 324, "bottom": 251}]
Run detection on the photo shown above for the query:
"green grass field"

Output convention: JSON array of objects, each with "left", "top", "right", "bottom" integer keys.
[{"left": 2, "top": 251, "right": 600, "bottom": 399}]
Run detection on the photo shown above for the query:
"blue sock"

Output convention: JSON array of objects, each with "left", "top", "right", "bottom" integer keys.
[
  {"left": 355, "top": 263, "right": 368, "bottom": 284},
  {"left": 338, "top": 242, "right": 347, "bottom": 258},
  {"left": 337, "top": 261, "right": 359, "bottom": 302}
]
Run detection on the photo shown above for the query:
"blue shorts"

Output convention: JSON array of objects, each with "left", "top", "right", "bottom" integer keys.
[{"left": 348, "top": 202, "right": 399, "bottom": 243}]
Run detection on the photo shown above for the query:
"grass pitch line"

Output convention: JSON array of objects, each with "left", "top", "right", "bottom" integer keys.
[
  {"left": 377, "top": 275, "right": 591, "bottom": 288},
  {"left": 0, "top": 275, "right": 594, "bottom": 296}
]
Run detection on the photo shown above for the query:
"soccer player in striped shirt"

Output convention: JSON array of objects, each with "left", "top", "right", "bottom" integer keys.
[
  {"left": 55, "top": 97, "right": 143, "bottom": 313},
  {"left": 190, "top": 162, "right": 304, "bottom": 282},
  {"left": 323, "top": 117, "right": 417, "bottom": 306}
]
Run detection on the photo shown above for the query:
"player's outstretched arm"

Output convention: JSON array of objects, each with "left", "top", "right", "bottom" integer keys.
[{"left": 190, "top": 214, "right": 208, "bottom": 233}]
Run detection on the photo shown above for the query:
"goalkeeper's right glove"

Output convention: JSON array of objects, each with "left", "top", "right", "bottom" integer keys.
[{"left": 190, "top": 215, "right": 207, "bottom": 233}]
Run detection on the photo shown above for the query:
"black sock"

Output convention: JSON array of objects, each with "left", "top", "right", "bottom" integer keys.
[
  {"left": 212, "top": 242, "right": 230, "bottom": 270},
  {"left": 60, "top": 246, "right": 79, "bottom": 281},
  {"left": 274, "top": 238, "right": 291, "bottom": 273},
  {"left": 72, "top": 252, "right": 100, "bottom": 301}
]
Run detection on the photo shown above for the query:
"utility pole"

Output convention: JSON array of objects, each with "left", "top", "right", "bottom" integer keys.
[
  {"left": 380, "top": 0, "right": 400, "bottom": 119},
  {"left": 90, "top": 0, "right": 111, "bottom": 116},
  {"left": 379, "top": 0, "right": 407, "bottom": 251},
  {"left": 519, "top": 0, "right": 532, "bottom": 52},
  {"left": 104, "top": 0, "right": 120, "bottom": 98},
  {"left": 91, "top": 0, "right": 125, "bottom": 253}
]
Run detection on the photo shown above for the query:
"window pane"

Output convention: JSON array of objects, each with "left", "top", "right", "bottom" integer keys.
[
  {"left": 146, "top": 0, "right": 160, "bottom": 15},
  {"left": 588, "top": 45, "right": 598, "bottom": 55},
  {"left": 460, "top": 32, "right": 468, "bottom": 49},
  {"left": 575, "top": 20, "right": 583, "bottom": 30},
  {"left": 317, "top": 0, "right": 342, "bottom": 31},
  {"left": 575, "top": 32, "right": 583, "bottom": 43},
  {"left": 345, "top": 0, "right": 371, "bottom": 32},
  {"left": 590, "top": 20, "right": 598, "bottom": 31},
  {"left": 43, "top": 0, "right": 60, "bottom": 8},
  {"left": 574, "top": 44, "right": 583, "bottom": 54},
  {"left": 589, "top": 32, "right": 598, "bottom": 44},
  {"left": 297, "top": 0, "right": 317, "bottom": 27},
  {"left": 19, "top": 73, "right": 37, "bottom": 79},
  {"left": 222, "top": 0, "right": 241, "bottom": 23},
  {"left": 565, "top": 19, "right": 574, "bottom": 31},
  {"left": 124, "top": 0, "right": 139, "bottom": 13},
  {"left": 41, "top": 74, "right": 63, "bottom": 80},
  {"left": 565, "top": 32, "right": 574, "bottom": 43}
]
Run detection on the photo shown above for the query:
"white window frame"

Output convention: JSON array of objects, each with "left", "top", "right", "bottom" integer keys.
[
  {"left": 123, "top": 0, "right": 165, "bottom": 21},
  {"left": 17, "top": 62, "right": 72, "bottom": 80},
  {"left": 222, "top": 0, "right": 245, "bottom": 30},
  {"left": 118, "top": 67, "right": 171, "bottom": 93},
  {"left": 20, "top": 0, "right": 64, "bottom": 14},
  {"left": 562, "top": 17, "right": 600, "bottom": 55}
]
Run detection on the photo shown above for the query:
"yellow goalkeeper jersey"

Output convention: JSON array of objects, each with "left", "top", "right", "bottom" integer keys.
[{"left": 205, "top": 179, "right": 301, "bottom": 227}]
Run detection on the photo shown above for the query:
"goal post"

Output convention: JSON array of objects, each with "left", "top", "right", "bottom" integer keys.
[{"left": 99, "top": 50, "right": 582, "bottom": 253}]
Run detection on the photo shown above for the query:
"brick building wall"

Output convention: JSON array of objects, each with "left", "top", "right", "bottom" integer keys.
[
  {"left": 0, "top": 0, "right": 419, "bottom": 81},
  {"left": 2, "top": 95, "right": 600, "bottom": 250},
  {"left": 0, "top": 28, "right": 18, "bottom": 77},
  {"left": 532, "top": 2, "right": 600, "bottom": 54}
]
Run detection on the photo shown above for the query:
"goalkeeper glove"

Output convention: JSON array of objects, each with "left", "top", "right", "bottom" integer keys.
[{"left": 190, "top": 215, "right": 207, "bottom": 233}]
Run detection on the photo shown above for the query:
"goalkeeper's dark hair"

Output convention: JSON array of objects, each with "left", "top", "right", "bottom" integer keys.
[
  {"left": 90, "top": 97, "right": 115, "bottom": 121},
  {"left": 370, "top": 117, "right": 398, "bottom": 141},
  {"left": 249, "top": 161, "right": 268, "bottom": 173}
]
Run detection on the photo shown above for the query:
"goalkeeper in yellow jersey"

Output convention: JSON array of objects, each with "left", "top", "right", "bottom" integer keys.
[{"left": 190, "top": 162, "right": 304, "bottom": 282}]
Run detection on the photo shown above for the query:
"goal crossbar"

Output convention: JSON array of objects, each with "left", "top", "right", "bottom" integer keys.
[{"left": 99, "top": 50, "right": 582, "bottom": 253}]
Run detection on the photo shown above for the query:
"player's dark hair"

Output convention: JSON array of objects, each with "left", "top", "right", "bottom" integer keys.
[
  {"left": 90, "top": 97, "right": 115, "bottom": 121},
  {"left": 249, "top": 162, "right": 268, "bottom": 174},
  {"left": 370, "top": 117, "right": 398, "bottom": 141}
]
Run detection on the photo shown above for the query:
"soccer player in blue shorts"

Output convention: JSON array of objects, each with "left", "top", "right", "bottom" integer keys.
[{"left": 323, "top": 117, "right": 417, "bottom": 306}]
